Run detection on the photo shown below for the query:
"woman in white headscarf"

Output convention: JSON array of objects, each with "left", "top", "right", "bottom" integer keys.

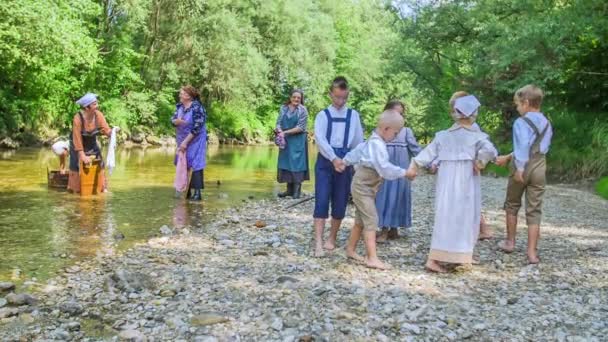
[{"left": 67, "top": 93, "right": 118, "bottom": 193}]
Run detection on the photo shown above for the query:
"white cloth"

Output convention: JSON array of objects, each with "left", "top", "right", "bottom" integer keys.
[
  {"left": 313, "top": 105, "right": 364, "bottom": 161},
  {"left": 51, "top": 141, "right": 69, "bottom": 156},
  {"left": 454, "top": 95, "right": 480, "bottom": 117},
  {"left": 106, "top": 127, "right": 118, "bottom": 175},
  {"left": 343, "top": 131, "right": 406, "bottom": 180},
  {"left": 513, "top": 112, "right": 552, "bottom": 171},
  {"left": 414, "top": 126, "right": 497, "bottom": 259},
  {"left": 76, "top": 93, "right": 97, "bottom": 107}
]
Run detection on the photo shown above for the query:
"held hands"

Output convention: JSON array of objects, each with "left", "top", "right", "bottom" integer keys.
[
  {"left": 332, "top": 158, "right": 346, "bottom": 173},
  {"left": 405, "top": 164, "right": 417, "bottom": 180},
  {"left": 495, "top": 154, "right": 511, "bottom": 167},
  {"left": 473, "top": 160, "right": 485, "bottom": 175},
  {"left": 429, "top": 164, "right": 438, "bottom": 175},
  {"left": 514, "top": 170, "right": 525, "bottom": 183}
]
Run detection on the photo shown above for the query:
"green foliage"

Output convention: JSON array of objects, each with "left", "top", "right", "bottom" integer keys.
[
  {"left": 0, "top": 0, "right": 606, "bottom": 181},
  {"left": 596, "top": 177, "right": 608, "bottom": 200}
]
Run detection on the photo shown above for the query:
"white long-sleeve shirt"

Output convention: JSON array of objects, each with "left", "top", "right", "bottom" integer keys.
[
  {"left": 314, "top": 105, "right": 365, "bottom": 161},
  {"left": 512, "top": 112, "right": 552, "bottom": 171},
  {"left": 343, "top": 131, "right": 406, "bottom": 180}
]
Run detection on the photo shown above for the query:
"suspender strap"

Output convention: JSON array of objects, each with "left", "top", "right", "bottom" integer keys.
[
  {"left": 521, "top": 116, "right": 549, "bottom": 149},
  {"left": 324, "top": 108, "right": 352, "bottom": 150},
  {"left": 343, "top": 109, "right": 352, "bottom": 150}
]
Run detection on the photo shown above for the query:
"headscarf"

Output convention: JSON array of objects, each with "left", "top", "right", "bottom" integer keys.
[{"left": 76, "top": 93, "right": 98, "bottom": 107}]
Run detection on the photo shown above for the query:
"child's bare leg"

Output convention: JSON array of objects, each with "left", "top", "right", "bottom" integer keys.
[
  {"left": 345, "top": 223, "right": 364, "bottom": 262},
  {"left": 313, "top": 218, "right": 326, "bottom": 257},
  {"left": 376, "top": 229, "right": 388, "bottom": 243},
  {"left": 499, "top": 213, "right": 517, "bottom": 253},
  {"left": 527, "top": 224, "right": 540, "bottom": 264},
  {"left": 363, "top": 230, "right": 391, "bottom": 270},
  {"left": 424, "top": 258, "right": 447, "bottom": 273},
  {"left": 323, "top": 218, "right": 341, "bottom": 250},
  {"left": 479, "top": 215, "right": 492, "bottom": 240}
]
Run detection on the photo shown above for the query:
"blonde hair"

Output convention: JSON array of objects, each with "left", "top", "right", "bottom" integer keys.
[
  {"left": 378, "top": 110, "right": 405, "bottom": 130},
  {"left": 449, "top": 91, "right": 469, "bottom": 110},
  {"left": 514, "top": 85, "right": 544, "bottom": 108}
]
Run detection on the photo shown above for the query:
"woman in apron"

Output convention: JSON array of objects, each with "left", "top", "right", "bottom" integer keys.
[
  {"left": 275, "top": 89, "right": 309, "bottom": 199},
  {"left": 67, "top": 93, "right": 116, "bottom": 193},
  {"left": 172, "top": 85, "right": 207, "bottom": 201}
]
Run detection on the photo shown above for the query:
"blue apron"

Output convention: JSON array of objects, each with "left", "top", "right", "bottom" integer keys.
[
  {"left": 277, "top": 108, "right": 308, "bottom": 172},
  {"left": 69, "top": 112, "right": 102, "bottom": 172},
  {"left": 313, "top": 108, "right": 354, "bottom": 220}
]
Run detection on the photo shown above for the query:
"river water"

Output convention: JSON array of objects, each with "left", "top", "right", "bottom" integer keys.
[{"left": 0, "top": 145, "right": 317, "bottom": 282}]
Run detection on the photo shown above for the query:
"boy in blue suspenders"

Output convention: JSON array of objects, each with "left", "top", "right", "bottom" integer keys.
[{"left": 313, "top": 77, "right": 365, "bottom": 257}]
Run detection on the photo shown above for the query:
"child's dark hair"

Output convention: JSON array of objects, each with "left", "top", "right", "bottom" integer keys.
[
  {"left": 384, "top": 100, "right": 406, "bottom": 112},
  {"left": 329, "top": 76, "right": 349, "bottom": 91}
]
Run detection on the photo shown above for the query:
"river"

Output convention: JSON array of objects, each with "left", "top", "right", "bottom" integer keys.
[{"left": 0, "top": 145, "right": 317, "bottom": 282}]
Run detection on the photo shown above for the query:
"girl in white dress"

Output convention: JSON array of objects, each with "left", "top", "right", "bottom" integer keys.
[{"left": 408, "top": 95, "right": 497, "bottom": 273}]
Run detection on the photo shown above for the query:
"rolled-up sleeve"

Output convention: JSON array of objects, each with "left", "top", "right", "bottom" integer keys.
[
  {"left": 513, "top": 119, "right": 532, "bottom": 171},
  {"left": 297, "top": 107, "right": 308, "bottom": 131},
  {"left": 314, "top": 112, "right": 337, "bottom": 161},
  {"left": 190, "top": 104, "right": 207, "bottom": 136}
]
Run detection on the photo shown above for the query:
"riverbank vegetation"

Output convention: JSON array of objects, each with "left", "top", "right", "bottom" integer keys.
[{"left": 0, "top": 0, "right": 606, "bottom": 181}]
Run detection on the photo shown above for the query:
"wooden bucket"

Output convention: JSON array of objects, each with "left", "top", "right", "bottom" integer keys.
[
  {"left": 47, "top": 168, "right": 69, "bottom": 189},
  {"left": 79, "top": 159, "right": 103, "bottom": 196}
]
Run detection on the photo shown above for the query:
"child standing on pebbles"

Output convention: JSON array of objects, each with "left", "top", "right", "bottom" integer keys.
[
  {"left": 408, "top": 95, "right": 497, "bottom": 273},
  {"left": 333, "top": 110, "right": 415, "bottom": 270},
  {"left": 495, "top": 85, "right": 553, "bottom": 264}
]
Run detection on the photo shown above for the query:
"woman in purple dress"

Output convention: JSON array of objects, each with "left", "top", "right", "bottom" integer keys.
[
  {"left": 172, "top": 85, "right": 207, "bottom": 201},
  {"left": 375, "top": 100, "right": 422, "bottom": 242}
]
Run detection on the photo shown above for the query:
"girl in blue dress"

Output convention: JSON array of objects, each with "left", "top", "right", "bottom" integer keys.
[{"left": 375, "top": 100, "right": 422, "bottom": 242}]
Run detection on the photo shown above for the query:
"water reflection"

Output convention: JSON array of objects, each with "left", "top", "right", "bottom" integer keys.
[{"left": 0, "top": 145, "right": 317, "bottom": 282}]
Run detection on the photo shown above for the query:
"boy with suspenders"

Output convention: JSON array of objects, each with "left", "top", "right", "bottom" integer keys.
[
  {"left": 313, "top": 77, "right": 364, "bottom": 257},
  {"left": 496, "top": 85, "right": 553, "bottom": 264}
]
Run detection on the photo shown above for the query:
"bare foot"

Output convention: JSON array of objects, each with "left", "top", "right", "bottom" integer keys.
[
  {"left": 478, "top": 230, "right": 493, "bottom": 240},
  {"left": 498, "top": 240, "right": 515, "bottom": 253},
  {"left": 527, "top": 253, "right": 540, "bottom": 264},
  {"left": 424, "top": 260, "right": 447, "bottom": 273},
  {"left": 323, "top": 240, "right": 336, "bottom": 251},
  {"left": 313, "top": 244, "right": 325, "bottom": 258},
  {"left": 365, "top": 257, "right": 392, "bottom": 270},
  {"left": 376, "top": 230, "right": 388, "bottom": 243},
  {"left": 345, "top": 249, "right": 364, "bottom": 263}
]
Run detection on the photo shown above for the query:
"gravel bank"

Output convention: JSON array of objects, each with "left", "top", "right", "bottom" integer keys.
[{"left": 1, "top": 174, "right": 607, "bottom": 341}]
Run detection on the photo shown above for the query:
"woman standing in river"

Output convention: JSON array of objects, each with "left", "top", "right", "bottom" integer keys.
[
  {"left": 172, "top": 85, "right": 208, "bottom": 201},
  {"left": 67, "top": 93, "right": 118, "bottom": 193},
  {"left": 275, "top": 89, "right": 309, "bottom": 199}
]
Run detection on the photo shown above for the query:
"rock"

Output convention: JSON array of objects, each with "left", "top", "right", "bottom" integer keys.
[
  {"left": 219, "top": 239, "right": 235, "bottom": 247},
  {"left": 401, "top": 323, "right": 421, "bottom": 335},
  {"left": 271, "top": 317, "right": 284, "bottom": 331},
  {"left": 66, "top": 321, "right": 81, "bottom": 331},
  {"left": 119, "top": 329, "right": 146, "bottom": 341},
  {"left": 130, "top": 133, "right": 145, "bottom": 144},
  {"left": 109, "top": 269, "right": 154, "bottom": 293},
  {"left": 0, "top": 282, "right": 15, "bottom": 293},
  {"left": 276, "top": 276, "right": 299, "bottom": 284},
  {"left": 298, "top": 336, "right": 314, "bottom": 342},
  {"left": 0, "top": 298, "right": 6, "bottom": 308},
  {"left": 145, "top": 135, "right": 162, "bottom": 146},
  {"left": 59, "top": 301, "right": 84, "bottom": 316},
  {"left": 254, "top": 220, "right": 267, "bottom": 228},
  {"left": 53, "top": 329, "right": 70, "bottom": 340},
  {"left": 160, "top": 225, "right": 173, "bottom": 235},
  {"left": 194, "top": 336, "right": 219, "bottom": 342},
  {"left": 0, "top": 137, "right": 19, "bottom": 149},
  {"left": 253, "top": 251, "right": 269, "bottom": 256},
  {"left": 160, "top": 290, "right": 176, "bottom": 297},
  {"left": 0, "top": 307, "right": 19, "bottom": 319},
  {"left": 114, "top": 232, "right": 126, "bottom": 240},
  {"left": 6, "top": 293, "right": 37, "bottom": 306},
  {"left": 191, "top": 312, "right": 229, "bottom": 326}
]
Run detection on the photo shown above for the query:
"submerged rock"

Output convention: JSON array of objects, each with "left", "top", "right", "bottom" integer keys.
[{"left": 6, "top": 293, "right": 37, "bottom": 306}]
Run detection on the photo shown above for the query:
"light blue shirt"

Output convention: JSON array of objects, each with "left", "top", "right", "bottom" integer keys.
[{"left": 513, "top": 112, "right": 552, "bottom": 171}]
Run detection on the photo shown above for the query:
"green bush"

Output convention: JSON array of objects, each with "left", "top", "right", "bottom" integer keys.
[{"left": 596, "top": 177, "right": 608, "bottom": 200}]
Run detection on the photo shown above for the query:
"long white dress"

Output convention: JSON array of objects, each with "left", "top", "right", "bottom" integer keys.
[{"left": 414, "top": 124, "right": 497, "bottom": 263}]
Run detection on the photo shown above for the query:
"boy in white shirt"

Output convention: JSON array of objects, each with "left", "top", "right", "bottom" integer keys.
[{"left": 335, "top": 110, "right": 414, "bottom": 270}]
